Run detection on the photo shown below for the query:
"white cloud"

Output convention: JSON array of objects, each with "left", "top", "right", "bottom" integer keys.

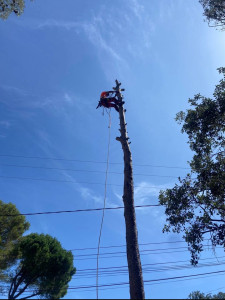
[
  {"left": 77, "top": 185, "right": 117, "bottom": 207},
  {"left": 30, "top": 1, "right": 155, "bottom": 81},
  {"left": 59, "top": 171, "right": 107, "bottom": 206},
  {"left": 36, "top": 18, "right": 123, "bottom": 67},
  {"left": 78, "top": 186, "right": 103, "bottom": 204},
  {"left": 134, "top": 181, "right": 169, "bottom": 205},
  {"left": 82, "top": 22, "right": 122, "bottom": 62},
  {"left": 114, "top": 181, "right": 172, "bottom": 206}
]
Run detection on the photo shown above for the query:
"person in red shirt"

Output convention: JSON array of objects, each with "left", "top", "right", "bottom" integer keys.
[{"left": 96, "top": 91, "right": 120, "bottom": 112}]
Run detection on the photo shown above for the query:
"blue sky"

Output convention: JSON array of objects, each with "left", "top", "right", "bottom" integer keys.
[{"left": 0, "top": 0, "right": 225, "bottom": 299}]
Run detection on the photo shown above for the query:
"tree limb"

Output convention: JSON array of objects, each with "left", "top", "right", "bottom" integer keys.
[
  {"left": 13, "top": 276, "right": 38, "bottom": 299},
  {"left": 20, "top": 291, "right": 41, "bottom": 299}
]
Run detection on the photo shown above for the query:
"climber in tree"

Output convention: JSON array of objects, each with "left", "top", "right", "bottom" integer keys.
[{"left": 96, "top": 91, "right": 120, "bottom": 112}]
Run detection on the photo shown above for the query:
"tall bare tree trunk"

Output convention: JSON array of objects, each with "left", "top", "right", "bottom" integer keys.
[{"left": 114, "top": 80, "right": 145, "bottom": 299}]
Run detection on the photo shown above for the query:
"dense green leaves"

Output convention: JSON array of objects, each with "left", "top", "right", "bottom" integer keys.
[
  {"left": 199, "top": 0, "right": 225, "bottom": 29},
  {"left": 159, "top": 68, "right": 225, "bottom": 265},
  {"left": 188, "top": 291, "right": 225, "bottom": 299},
  {"left": 8, "top": 233, "right": 76, "bottom": 299},
  {"left": 0, "top": 200, "right": 29, "bottom": 273}
]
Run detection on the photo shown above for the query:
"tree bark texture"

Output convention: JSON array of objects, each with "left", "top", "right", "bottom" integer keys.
[{"left": 114, "top": 80, "right": 145, "bottom": 299}]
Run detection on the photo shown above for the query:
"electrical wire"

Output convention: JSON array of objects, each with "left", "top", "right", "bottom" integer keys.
[
  {"left": 0, "top": 175, "right": 177, "bottom": 191},
  {"left": 75, "top": 255, "right": 225, "bottom": 273},
  {"left": 70, "top": 240, "right": 188, "bottom": 251},
  {"left": 72, "top": 244, "right": 220, "bottom": 258},
  {"left": 17, "top": 269, "right": 225, "bottom": 292},
  {"left": 66, "top": 272, "right": 225, "bottom": 293},
  {"left": 2, "top": 271, "right": 225, "bottom": 296},
  {"left": 0, "top": 175, "right": 173, "bottom": 189},
  {"left": 75, "top": 246, "right": 191, "bottom": 258},
  {"left": 63, "top": 269, "right": 225, "bottom": 290},
  {"left": 0, "top": 163, "right": 191, "bottom": 179},
  {"left": 74, "top": 248, "right": 219, "bottom": 261},
  {"left": 0, "top": 153, "right": 191, "bottom": 169},
  {"left": 0, "top": 204, "right": 160, "bottom": 217},
  {"left": 73, "top": 260, "right": 225, "bottom": 279},
  {"left": 2, "top": 260, "right": 225, "bottom": 296}
]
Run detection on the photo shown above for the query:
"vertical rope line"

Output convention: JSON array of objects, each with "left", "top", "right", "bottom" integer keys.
[{"left": 96, "top": 109, "right": 111, "bottom": 299}]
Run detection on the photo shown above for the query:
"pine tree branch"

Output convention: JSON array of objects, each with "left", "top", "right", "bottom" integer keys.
[
  {"left": 20, "top": 291, "right": 40, "bottom": 299},
  {"left": 13, "top": 277, "right": 38, "bottom": 299}
]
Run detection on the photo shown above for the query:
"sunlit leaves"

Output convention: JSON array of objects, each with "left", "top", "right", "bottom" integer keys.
[
  {"left": 199, "top": 0, "right": 225, "bottom": 29},
  {"left": 160, "top": 68, "right": 225, "bottom": 265},
  {"left": 0, "top": 200, "right": 29, "bottom": 272},
  {"left": 0, "top": 0, "right": 25, "bottom": 19}
]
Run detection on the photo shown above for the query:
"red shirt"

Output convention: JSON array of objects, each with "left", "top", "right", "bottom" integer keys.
[{"left": 100, "top": 91, "right": 114, "bottom": 98}]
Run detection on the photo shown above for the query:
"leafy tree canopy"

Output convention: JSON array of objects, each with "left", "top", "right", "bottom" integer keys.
[
  {"left": 0, "top": 0, "right": 26, "bottom": 19},
  {"left": 159, "top": 67, "right": 225, "bottom": 265},
  {"left": 0, "top": 200, "right": 30, "bottom": 273},
  {"left": 199, "top": 0, "right": 225, "bottom": 29},
  {"left": 8, "top": 233, "right": 76, "bottom": 299},
  {"left": 188, "top": 291, "right": 225, "bottom": 299}
]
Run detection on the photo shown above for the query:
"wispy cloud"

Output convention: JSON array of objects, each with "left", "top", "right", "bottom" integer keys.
[
  {"left": 134, "top": 181, "right": 169, "bottom": 205},
  {"left": 0, "top": 120, "right": 11, "bottom": 129},
  {"left": 35, "top": 19, "right": 122, "bottom": 64},
  {"left": 36, "top": 20, "right": 81, "bottom": 31},
  {"left": 0, "top": 84, "right": 29, "bottom": 97},
  {"left": 113, "top": 181, "right": 171, "bottom": 218},
  {"left": 59, "top": 171, "right": 106, "bottom": 206},
  {"left": 129, "top": 0, "right": 145, "bottom": 21},
  {"left": 64, "top": 93, "right": 73, "bottom": 104},
  {"left": 78, "top": 186, "right": 103, "bottom": 204},
  {"left": 0, "top": 84, "right": 84, "bottom": 117},
  {"left": 26, "top": 1, "right": 155, "bottom": 81}
]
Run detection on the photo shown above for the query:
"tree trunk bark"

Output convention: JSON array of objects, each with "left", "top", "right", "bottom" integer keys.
[{"left": 114, "top": 80, "right": 145, "bottom": 299}]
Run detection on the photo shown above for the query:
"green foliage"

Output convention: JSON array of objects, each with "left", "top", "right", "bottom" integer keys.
[
  {"left": 0, "top": 200, "right": 30, "bottom": 272},
  {"left": 159, "top": 68, "right": 225, "bottom": 265},
  {"left": 188, "top": 291, "right": 225, "bottom": 299},
  {"left": 0, "top": 0, "right": 25, "bottom": 19},
  {"left": 199, "top": 0, "right": 225, "bottom": 29},
  {"left": 8, "top": 233, "right": 76, "bottom": 299}
]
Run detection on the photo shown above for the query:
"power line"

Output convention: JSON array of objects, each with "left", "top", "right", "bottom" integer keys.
[
  {"left": 72, "top": 244, "right": 219, "bottom": 258},
  {"left": 70, "top": 269, "right": 225, "bottom": 290},
  {"left": 34, "top": 270, "right": 225, "bottom": 291},
  {"left": 0, "top": 175, "right": 171, "bottom": 189},
  {"left": 70, "top": 240, "right": 188, "bottom": 251},
  {"left": 74, "top": 246, "right": 190, "bottom": 258},
  {"left": 76, "top": 255, "right": 225, "bottom": 273},
  {"left": 0, "top": 154, "right": 191, "bottom": 169},
  {"left": 74, "top": 249, "right": 214, "bottom": 261},
  {"left": 0, "top": 204, "right": 160, "bottom": 217},
  {"left": 66, "top": 272, "right": 225, "bottom": 293},
  {"left": 2, "top": 267, "right": 225, "bottom": 295},
  {"left": 0, "top": 163, "right": 187, "bottom": 179},
  {"left": 206, "top": 286, "right": 225, "bottom": 294},
  {"left": 71, "top": 238, "right": 213, "bottom": 251},
  {"left": 74, "top": 260, "right": 225, "bottom": 279},
  {"left": 2, "top": 271, "right": 225, "bottom": 296}
]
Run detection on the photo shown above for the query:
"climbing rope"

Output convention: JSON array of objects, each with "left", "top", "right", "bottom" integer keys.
[{"left": 96, "top": 109, "right": 111, "bottom": 299}]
